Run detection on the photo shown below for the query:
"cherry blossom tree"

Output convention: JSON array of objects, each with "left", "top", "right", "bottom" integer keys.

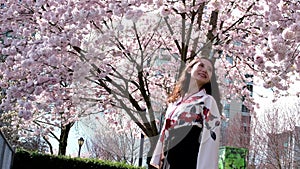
[
  {"left": 0, "top": 0, "right": 299, "bottom": 167},
  {"left": 0, "top": 1, "right": 107, "bottom": 155},
  {"left": 81, "top": 1, "right": 299, "bottom": 166}
]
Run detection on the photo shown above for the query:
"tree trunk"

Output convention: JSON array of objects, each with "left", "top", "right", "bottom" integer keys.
[
  {"left": 58, "top": 122, "right": 73, "bottom": 155},
  {"left": 146, "top": 136, "right": 159, "bottom": 169}
]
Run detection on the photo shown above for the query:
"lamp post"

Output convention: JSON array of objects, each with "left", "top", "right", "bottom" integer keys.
[
  {"left": 77, "top": 137, "right": 84, "bottom": 158},
  {"left": 138, "top": 133, "right": 144, "bottom": 166}
]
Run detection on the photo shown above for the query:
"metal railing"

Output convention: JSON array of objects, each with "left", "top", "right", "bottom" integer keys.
[{"left": 0, "top": 130, "right": 14, "bottom": 169}]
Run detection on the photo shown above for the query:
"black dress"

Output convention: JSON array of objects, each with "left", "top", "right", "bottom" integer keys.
[{"left": 162, "top": 125, "right": 203, "bottom": 169}]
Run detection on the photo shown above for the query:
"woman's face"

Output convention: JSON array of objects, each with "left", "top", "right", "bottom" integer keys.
[{"left": 189, "top": 58, "right": 213, "bottom": 87}]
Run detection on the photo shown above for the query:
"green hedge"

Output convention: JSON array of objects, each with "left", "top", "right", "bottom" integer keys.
[{"left": 12, "top": 149, "right": 145, "bottom": 169}]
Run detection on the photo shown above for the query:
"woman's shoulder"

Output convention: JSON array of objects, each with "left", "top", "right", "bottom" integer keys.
[
  {"left": 203, "top": 94, "right": 217, "bottom": 102},
  {"left": 203, "top": 94, "right": 219, "bottom": 109},
  {"left": 203, "top": 94, "right": 221, "bottom": 117}
]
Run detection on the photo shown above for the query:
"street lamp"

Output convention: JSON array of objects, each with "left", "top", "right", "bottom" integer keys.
[
  {"left": 77, "top": 137, "right": 84, "bottom": 158},
  {"left": 138, "top": 133, "right": 144, "bottom": 166}
]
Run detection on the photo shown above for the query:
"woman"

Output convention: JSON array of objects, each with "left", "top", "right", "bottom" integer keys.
[{"left": 150, "top": 57, "right": 221, "bottom": 169}]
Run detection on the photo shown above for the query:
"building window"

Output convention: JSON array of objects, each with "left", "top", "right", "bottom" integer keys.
[
  {"left": 223, "top": 103, "right": 230, "bottom": 118},
  {"left": 224, "top": 103, "right": 230, "bottom": 110},
  {"left": 242, "top": 104, "right": 249, "bottom": 112},
  {"left": 224, "top": 109, "right": 230, "bottom": 118}
]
